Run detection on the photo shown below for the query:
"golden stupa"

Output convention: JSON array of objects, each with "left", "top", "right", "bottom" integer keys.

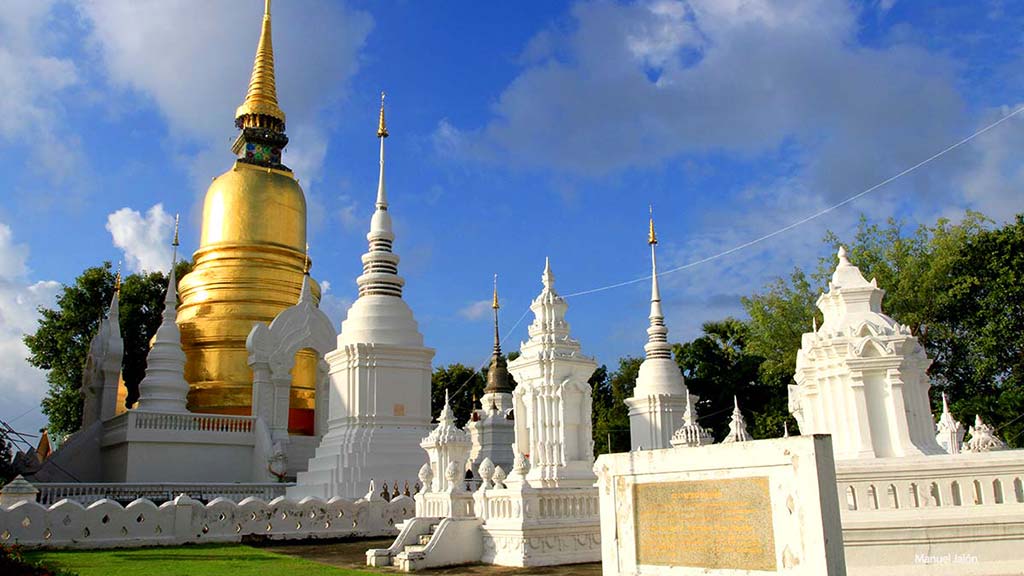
[{"left": 177, "top": 0, "right": 320, "bottom": 434}]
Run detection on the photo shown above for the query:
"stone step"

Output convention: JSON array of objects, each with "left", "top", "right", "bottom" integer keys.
[
  {"left": 403, "top": 545, "right": 426, "bottom": 553},
  {"left": 429, "top": 523, "right": 439, "bottom": 534},
  {"left": 418, "top": 534, "right": 432, "bottom": 546}
]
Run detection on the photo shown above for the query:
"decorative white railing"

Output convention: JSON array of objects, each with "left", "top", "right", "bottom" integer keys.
[
  {"left": 835, "top": 451, "right": 1024, "bottom": 512},
  {"left": 416, "top": 492, "right": 475, "bottom": 519},
  {"left": 34, "top": 483, "right": 290, "bottom": 506},
  {"left": 130, "top": 411, "right": 255, "bottom": 434},
  {"left": 0, "top": 494, "right": 416, "bottom": 549},
  {"left": 536, "top": 492, "right": 599, "bottom": 519}
]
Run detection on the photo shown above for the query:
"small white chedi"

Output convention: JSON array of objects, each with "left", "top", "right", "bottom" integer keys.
[
  {"left": 669, "top": 392, "right": 713, "bottom": 448},
  {"left": 721, "top": 396, "right": 751, "bottom": 443},
  {"left": 789, "top": 247, "right": 945, "bottom": 459},
  {"left": 292, "top": 97, "right": 435, "bottom": 499},
  {"left": 934, "top": 392, "right": 965, "bottom": 455},
  {"left": 626, "top": 211, "right": 691, "bottom": 451},
  {"left": 962, "top": 414, "right": 1007, "bottom": 453},
  {"left": 135, "top": 229, "right": 189, "bottom": 413}
]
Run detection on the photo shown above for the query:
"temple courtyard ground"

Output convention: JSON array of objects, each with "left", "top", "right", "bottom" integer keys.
[{"left": 24, "top": 538, "right": 603, "bottom": 576}]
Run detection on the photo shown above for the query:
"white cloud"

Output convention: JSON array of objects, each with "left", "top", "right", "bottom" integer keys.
[
  {"left": 337, "top": 195, "right": 363, "bottom": 232},
  {"left": 955, "top": 104, "right": 1024, "bottom": 220},
  {"left": 106, "top": 204, "right": 176, "bottom": 273},
  {"left": 0, "top": 0, "right": 81, "bottom": 183},
  {"left": 437, "top": 0, "right": 970, "bottom": 209},
  {"left": 0, "top": 222, "right": 60, "bottom": 431},
  {"left": 459, "top": 300, "right": 493, "bottom": 321},
  {"left": 79, "top": 0, "right": 373, "bottom": 200}
]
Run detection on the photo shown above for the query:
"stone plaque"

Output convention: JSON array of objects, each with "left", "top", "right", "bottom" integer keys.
[{"left": 633, "top": 476, "right": 775, "bottom": 571}]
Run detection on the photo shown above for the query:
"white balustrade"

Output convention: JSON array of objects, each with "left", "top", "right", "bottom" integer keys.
[
  {"left": 0, "top": 494, "right": 415, "bottom": 549},
  {"left": 129, "top": 411, "right": 255, "bottom": 434},
  {"left": 836, "top": 452, "right": 1024, "bottom": 513},
  {"left": 34, "top": 483, "right": 290, "bottom": 506}
]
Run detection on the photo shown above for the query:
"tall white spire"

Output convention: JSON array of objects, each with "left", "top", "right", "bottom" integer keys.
[
  {"left": 357, "top": 92, "right": 404, "bottom": 298},
  {"left": 135, "top": 214, "right": 189, "bottom": 413},
  {"left": 644, "top": 206, "right": 671, "bottom": 360}
]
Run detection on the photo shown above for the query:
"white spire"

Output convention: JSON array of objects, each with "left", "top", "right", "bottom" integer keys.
[
  {"left": 644, "top": 207, "right": 671, "bottom": 360},
  {"left": 356, "top": 93, "right": 404, "bottom": 299},
  {"left": 376, "top": 92, "right": 388, "bottom": 210},
  {"left": 722, "top": 396, "right": 751, "bottom": 443},
  {"left": 135, "top": 216, "right": 189, "bottom": 413}
]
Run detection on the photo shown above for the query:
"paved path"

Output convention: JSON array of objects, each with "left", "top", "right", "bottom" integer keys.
[{"left": 265, "top": 538, "right": 603, "bottom": 575}]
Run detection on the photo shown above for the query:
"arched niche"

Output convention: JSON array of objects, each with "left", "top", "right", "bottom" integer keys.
[{"left": 247, "top": 284, "right": 336, "bottom": 443}]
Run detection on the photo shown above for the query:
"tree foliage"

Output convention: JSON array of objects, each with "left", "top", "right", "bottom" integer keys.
[
  {"left": 24, "top": 260, "right": 192, "bottom": 439},
  {"left": 0, "top": 434, "right": 15, "bottom": 485},
  {"left": 430, "top": 363, "right": 485, "bottom": 428},
  {"left": 590, "top": 358, "right": 639, "bottom": 455}
]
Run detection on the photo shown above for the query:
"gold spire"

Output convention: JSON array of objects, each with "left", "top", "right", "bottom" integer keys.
[
  {"left": 235, "top": 0, "right": 285, "bottom": 125},
  {"left": 303, "top": 242, "right": 311, "bottom": 275},
  {"left": 377, "top": 92, "right": 389, "bottom": 138},
  {"left": 492, "top": 273, "right": 500, "bottom": 310},
  {"left": 114, "top": 261, "right": 122, "bottom": 295},
  {"left": 648, "top": 204, "right": 657, "bottom": 246}
]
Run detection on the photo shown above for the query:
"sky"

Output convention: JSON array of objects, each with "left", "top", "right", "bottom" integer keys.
[{"left": 2, "top": 0, "right": 1023, "bottom": 438}]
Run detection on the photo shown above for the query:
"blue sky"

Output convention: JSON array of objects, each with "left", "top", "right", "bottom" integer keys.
[{"left": 2, "top": 0, "right": 1023, "bottom": 436}]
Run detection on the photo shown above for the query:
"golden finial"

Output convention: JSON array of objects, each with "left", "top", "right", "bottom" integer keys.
[
  {"left": 114, "top": 261, "right": 122, "bottom": 295},
  {"left": 377, "top": 91, "right": 389, "bottom": 138},
  {"left": 172, "top": 213, "right": 180, "bottom": 248},
  {"left": 648, "top": 204, "right": 657, "bottom": 246},
  {"left": 303, "top": 243, "right": 311, "bottom": 274},
  {"left": 235, "top": 0, "right": 285, "bottom": 125},
  {"left": 492, "top": 273, "right": 500, "bottom": 310}
]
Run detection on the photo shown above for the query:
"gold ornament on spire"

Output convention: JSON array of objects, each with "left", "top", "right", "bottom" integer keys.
[
  {"left": 114, "top": 261, "right": 122, "bottom": 294},
  {"left": 648, "top": 204, "right": 658, "bottom": 246},
  {"left": 303, "top": 242, "right": 311, "bottom": 274},
  {"left": 235, "top": 0, "right": 285, "bottom": 126},
  {"left": 377, "top": 92, "right": 389, "bottom": 138},
  {"left": 492, "top": 273, "right": 500, "bottom": 310}
]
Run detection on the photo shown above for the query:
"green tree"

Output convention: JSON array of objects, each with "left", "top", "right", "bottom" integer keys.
[
  {"left": 934, "top": 215, "right": 1024, "bottom": 445},
  {"left": 673, "top": 319, "right": 784, "bottom": 440},
  {"left": 430, "top": 363, "right": 485, "bottom": 428},
  {"left": 0, "top": 434, "right": 15, "bottom": 484},
  {"left": 24, "top": 260, "right": 192, "bottom": 438},
  {"left": 590, "top": 358, "right": 640, "bottom": 455}
]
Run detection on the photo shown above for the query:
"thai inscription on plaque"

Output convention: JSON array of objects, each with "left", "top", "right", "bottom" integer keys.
[{"left": 633, "top": 476, "right": 775, "bottom": 571}]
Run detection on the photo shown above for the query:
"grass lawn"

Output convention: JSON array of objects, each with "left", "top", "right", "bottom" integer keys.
[{"left": 24, "top": 544, "right": 377, "bottom": 576}]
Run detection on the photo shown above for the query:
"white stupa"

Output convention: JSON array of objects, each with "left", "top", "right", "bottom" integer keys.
[
  {"left": 669, "top": 392, "right": 713, "bottom": 448},
  {"left": 291, "top": 95, "right": 435, "bottom": 499},
  {"left": 935, "top": 392, "right": 964, "bottom": 455},
  {"left": 626, "top": 209, "right": 690, "bottom": 450},
  {"left": 789, "top": 247, "right": 945, "bottom": 459},
  {"left": 721, "top": 396, "right": 751, "bottom": 443},
  {"left": 135, "top": 217, "right": 189, "bottom": 413}
]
